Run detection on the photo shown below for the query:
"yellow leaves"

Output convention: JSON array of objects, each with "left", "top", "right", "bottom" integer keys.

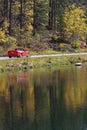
[
  {"left": 3, "top": 19, "right": 9, "bottom": 32},
  {"left": 26, "top": 10, "right": 33, "bottom": 17},
  {"left": 0, "top": 29, "right": 17, "bottom": 45},
  {"left": 0, "top": 30, "right": 5, "bottom": 38},
  {"left": 25, "top": 23, "right": 33, "bottom": 32},
  {"left": 7, "top": 36, "right": 17, "bottom": 45},
  {"left": 63, "top": 3, "right": 87, "bottom": 40},
  {"left": 28, "top": 24, "right": 33, "bottom": 31},
  {"left": 59, "top": 43, "right": 66, "bottom": 48},
  {"left": 0, "top": 75, "right": 7, "bottom": 96},
  {"left": 0, "top": 29, "right": 7, "bottom": 44}
]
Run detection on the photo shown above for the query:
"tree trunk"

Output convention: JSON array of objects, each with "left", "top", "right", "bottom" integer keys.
[
  {"left": 33, "top": 0, "right": 36, "bottom": 35},
  {"left": 20, "top": 0, "right": 23, "bottom": 29},
  {"left": 48, "top": 0, "right": 52, "bottom": 29},
  {"left": 9, "top": 0, "right": 12, "bottom": 35},
  {"left": 48, "top": 0, "right": 56, "bottom": 31},
  {"left": 3, "top": 0, "right": 8, "bottom": 18}
]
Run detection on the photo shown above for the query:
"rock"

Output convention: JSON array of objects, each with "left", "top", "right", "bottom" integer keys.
[{"left": 29, "top": 63, "right": 33, "bottom": 69}]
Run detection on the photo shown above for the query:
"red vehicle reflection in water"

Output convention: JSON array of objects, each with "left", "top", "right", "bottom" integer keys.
[
  {"left": 17, "top": 72, "right": 28, "bottom": 83},
  {"left": 8, "top": 72, "right": 28, "bottom": 83}
]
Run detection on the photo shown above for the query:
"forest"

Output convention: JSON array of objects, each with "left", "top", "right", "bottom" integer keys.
[{"left": 0, "top": 0, "right": 87, "bottom": 53}]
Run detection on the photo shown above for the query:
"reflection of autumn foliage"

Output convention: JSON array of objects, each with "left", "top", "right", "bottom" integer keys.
[
  {"left": 0, "top": 75, "right": 7, "bottom": 94},
  {"left": 1, "top": 67, "right": 87, "bottom": 129},
  {"left": 0, "top": 74, "right": 10, "bottom": 102},
  {"left": 64, "top": 67, "right": 87, "bottom": 110}
]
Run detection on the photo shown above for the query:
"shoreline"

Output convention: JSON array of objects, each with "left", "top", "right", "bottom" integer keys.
[{"left": 0, "top": 53, "right": 87, "bottom": 72}]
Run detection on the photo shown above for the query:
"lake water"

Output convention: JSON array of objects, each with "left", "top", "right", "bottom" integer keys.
[{"left": 0, "top": 64, "right": 87, "bottom": 130}]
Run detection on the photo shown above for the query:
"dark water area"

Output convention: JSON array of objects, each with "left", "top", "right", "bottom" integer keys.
[{"left": 0, "top": 64, "right": 87, "bottom": 130}]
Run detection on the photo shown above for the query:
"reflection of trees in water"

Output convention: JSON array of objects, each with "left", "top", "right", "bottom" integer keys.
[
  {"left": 64, "top": 67, "right": 87, "bottom": 130},
  {"left": 48, "top": 69, "right": 67, "bottom": 130},
  {"left": 65, "top": 67, "right": 87, "bottom": 109},
  {"left": 9, "top": 85, "right": 14, "bottom": 130},
  {"left": 8, "top": 84, "right": 26, "bottom": 130},
  {"left": 1, "top": 68, "right": 87, "bottom": 130},
  {"left": 33, "top": 69, "right": 66, "bottom": 130},
  {"left": 5, "top": 71, "right": 35, "bottom": 130},
  {"left": 48, "top": 68, "right": 87, "bottom": 130},
  {"left": 6, "top": 83, "right": 29, "bottom": 130},
  {"left": 1, "top": 72, "right": 35, "bottom": 129},
  {"left": 49, "top": 84, "right": 56, "bottom": 130},
  {"left": 34, "top": 81, "right": 50, "bottom": 130},
  {"left": 20, "top": 84, "right": 26, "bottom": 120}
]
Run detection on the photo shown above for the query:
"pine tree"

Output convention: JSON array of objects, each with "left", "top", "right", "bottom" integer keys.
[{"left": 33, "top": 0, "right": 48, "bottom": 35}]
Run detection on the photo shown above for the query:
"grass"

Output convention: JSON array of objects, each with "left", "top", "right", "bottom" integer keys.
[
  {"left": 0, "top": 46, "right": 87, "bottom": 72},
  {"left": 30, "top": 48, "right": 61, "bottom": 55},
  {"left": 0, "top": 53, "right": 87, "bottom": 72},
  {"left": 30, "top": 47, "right": 87, "bottom": 56}
]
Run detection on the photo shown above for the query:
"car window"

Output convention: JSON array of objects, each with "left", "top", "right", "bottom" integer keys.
[{"left": 15, "top": 48, "right": 24, "bottom": 51}]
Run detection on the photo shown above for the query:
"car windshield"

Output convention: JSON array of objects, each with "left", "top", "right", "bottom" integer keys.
[{"left": 15, "top": 48, "right": 24, "bottom": 51}]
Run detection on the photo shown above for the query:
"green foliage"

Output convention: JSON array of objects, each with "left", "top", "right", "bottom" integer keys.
[
  {"left": 51, "top": 33, "right": 58, "bottom": 42},
  {"left": 0, "top": 0, "right": 87, "bottom": 51},
  {"left": 17, "top": 30, "right": 33, "bottom": 47},
  {"left": 0, "top": 29, "right": 7, "bottom": 45},
  {"left": 33, "top": 0, "right": 48, "bottom": 33},
  {"left": 0, "top": 28, "right": 17, "bottom": 49},
  {"left": 7, "top": 36, "right": 17, "bottom": 47},
  {"left": 63, "top": 4, "right": 87, "bottom": 43},
  {"left": 30, "top": 42, "right": 48, "bottom": 53},
  {"left": 72, "top": 41, "right": 81, "bottom": 49}
]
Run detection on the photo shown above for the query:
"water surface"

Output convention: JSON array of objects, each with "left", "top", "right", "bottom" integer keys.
[{"left": 0, "top": 65, "right": 87, "bottom": 130}]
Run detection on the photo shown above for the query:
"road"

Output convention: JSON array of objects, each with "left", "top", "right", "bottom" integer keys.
[
  {"left": 30, "top": 52, "right": 87, "bottom": 58},
  {"left": 0, "top": 52, "right": 87, "bottom": 60}
]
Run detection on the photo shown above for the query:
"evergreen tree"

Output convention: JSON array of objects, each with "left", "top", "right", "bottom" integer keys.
[
  {"left": 33, "top": 0, "right": 48, "bottom": 35},
  {"left": 0, "top": 0, "right": 86, "bottom": 47}
]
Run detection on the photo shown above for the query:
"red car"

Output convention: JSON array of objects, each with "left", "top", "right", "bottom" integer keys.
[{"left": 8, "top": 48, "right": 29, "bottom": 58}]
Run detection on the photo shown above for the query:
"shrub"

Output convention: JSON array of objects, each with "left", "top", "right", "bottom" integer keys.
[
  {"left": 7, "top": 36, "right": 17, "bottom": 47},
  {"left": 51, "top": 34, "right": 58, "bottom": 42},
  {"left": 30, "top": 42, "right": 48, "bottom": 53},
  {"left": 0, "top": 29, "right": 7, "bottom": 45},
  {"left": 59, "top": 43, "right": 66, "bottom": 48},
  {"left": 72, "top": 41, "right": 81, "bottom": 49}
]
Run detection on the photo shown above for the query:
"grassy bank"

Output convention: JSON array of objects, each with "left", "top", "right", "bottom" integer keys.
[{"left": 0, "top": 54, "right": 87, "bottom": 72}]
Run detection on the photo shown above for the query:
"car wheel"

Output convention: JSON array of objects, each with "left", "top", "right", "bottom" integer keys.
[{"left": 9, "top": 56, "right": 11, "bottom": 58}]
